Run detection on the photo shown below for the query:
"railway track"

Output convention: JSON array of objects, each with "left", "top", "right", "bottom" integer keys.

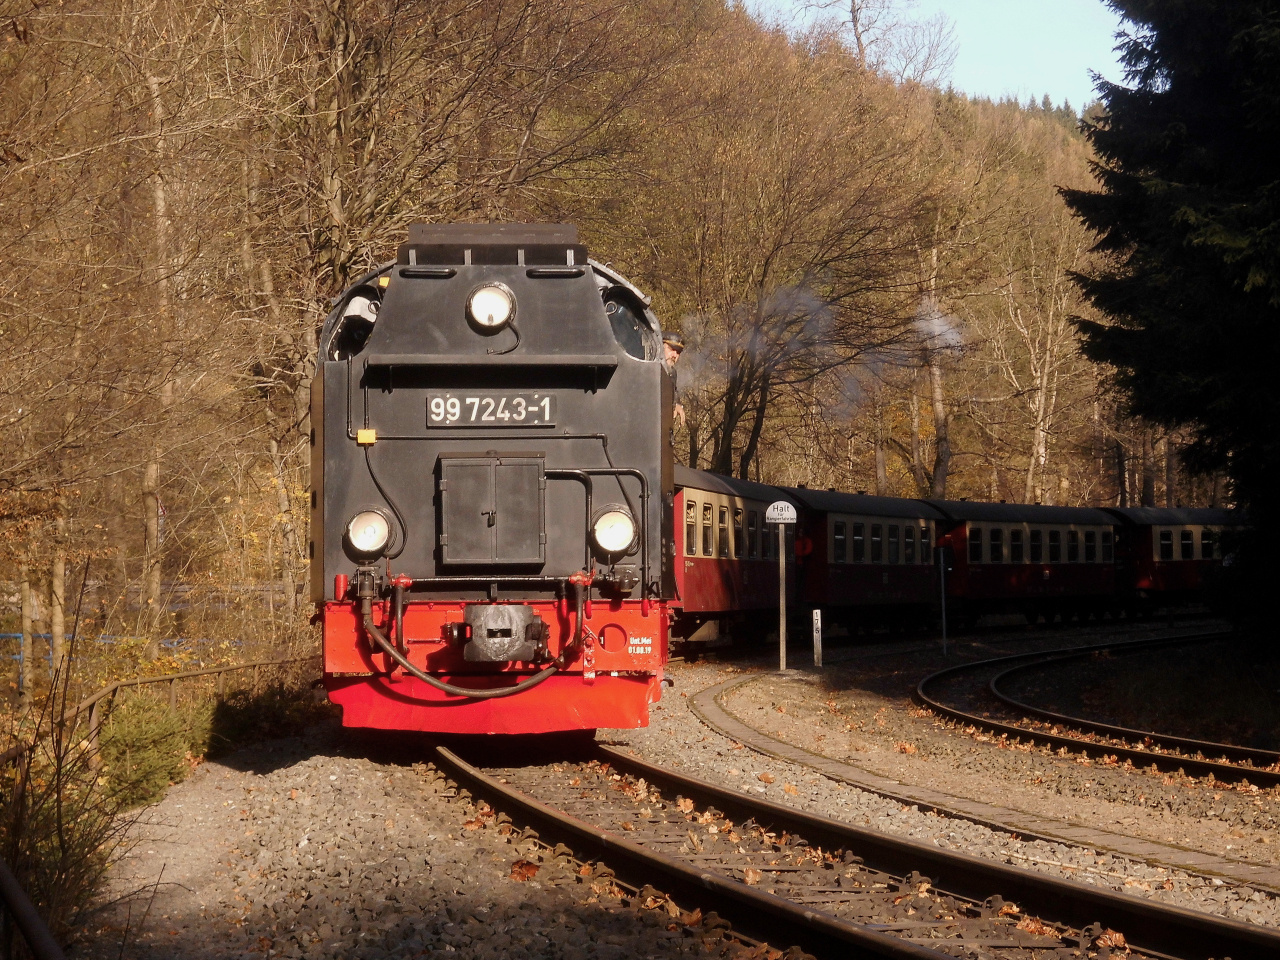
[
  {"left": 435, "top": 739, "right": 1280, "bottom": 960},
  {"left": 915, "top": 631, "right": 1280, "bottom": 787}
]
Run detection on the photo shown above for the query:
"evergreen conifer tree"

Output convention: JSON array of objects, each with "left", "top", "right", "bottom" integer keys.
[{"left": 1064, "top": 1, "right": 1280, "bottom": 590}]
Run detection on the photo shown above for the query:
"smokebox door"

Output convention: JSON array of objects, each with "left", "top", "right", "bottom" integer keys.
[{"left": 438, "top": 454, "right": 546, "bottom": 565}]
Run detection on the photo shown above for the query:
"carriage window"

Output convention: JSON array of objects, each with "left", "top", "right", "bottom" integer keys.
[
  {"left": 871, "top": 524, "right": 883, "bottom": 562},
  {"left": 1048, "top": 530, "right": 1062, "bottom": 562},
  {"left": 1159, "top": 529, "right": 1173, "bottom": 560},
  {"left": 833, "top": 521, "right": 847, "bottom": 563},
  {"left": 904, "top": 526, "right": 916, "bottom": 563},
  {"left": 733, "top": 508, "right": 744, "bottom": 558},
  {"left": 702, "top": 503, "right": 714, "bottom": 556},
  {"left": 921, "top": 526, "right": 931, "bottom": 563},
  {"left": 747, "top": 510, "right": 759, "bottom": 559},
  {"left": 1067, "top": 530, "right": 1079, "bottom": 562},
  {"left": 1084, "top": 530, "right": 1097, "bottom": 562},
  {"left": 969, "top": 526, "right": 983, "bottom": 563},
  {"left": 852, "top": 523, "right": 866, "bottom": 561},
  {"left": 888, "top": 525, "right": 900, "bottom": 563},
  {"left": 989, "top": 528, "right": 1004, "bottom": 563},
  {"left": 685, "top": 501, "right": 697, "bottom": 556},
  {"left": 1010, "top": 528, "right": 1024, "bottom": 563},
  {"left": 718, "top": 507, "right": 730, "bottom": 558},
  {"left": 1101, "top": 530, "right": 1114, "bottom": 562},
  {"left": 1201, "top": 528, "right": 1215, "bottom": 559},
  {"left": 1180, "top": 529, "right": 1194, "bottom": 560},
  {"left": 1030, "top": 529, "right": 1043, "bottom": 563}
]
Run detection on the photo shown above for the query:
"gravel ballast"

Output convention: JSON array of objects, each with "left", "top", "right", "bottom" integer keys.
[
  {"left": 72, "top": 729, "right": 762, "bottom": 959},
  {"left": 607, "top": 651, "right": 1280, "bottom": 930}
]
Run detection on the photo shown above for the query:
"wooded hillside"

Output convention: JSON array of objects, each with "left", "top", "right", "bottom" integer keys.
[{"left": 0, "top": 0, "right": 1220, "bottom": 672}]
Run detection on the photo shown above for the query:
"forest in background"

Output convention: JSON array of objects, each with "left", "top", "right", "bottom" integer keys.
[{"left": 0, "top": 0, "right": 1226, "bottom": 690}]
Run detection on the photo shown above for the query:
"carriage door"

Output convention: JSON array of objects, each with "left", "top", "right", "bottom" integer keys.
[{"left": 437, "top": 454, "right": 546, "bottom": 565}]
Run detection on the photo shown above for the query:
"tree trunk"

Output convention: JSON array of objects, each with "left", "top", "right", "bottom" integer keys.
[
  {"left": 19, "top": 563, "right": 33, "bottom": 718},
  {"left": 50, "top": 510, "right": 66, "bottom": 676},
  {"left": 1115, "top": 441, "right": 1128, "bottom": 507},
  {"left": 927, "top": 356, "right": 950, "bottom": 498},
  {"left": 270, "top": 438, "right": 300, "bottom": 613},
  {"left": 1140, "top": 429, "right": 1156, "bottom": 507},
  {"left": 141, "top": 459, "right": 162, "bottom": 658},
  {"left": 874, "top": 401, "right": 888, "bottom": 496},
  {"left": 737, "top": 377, "right": 769, "bottom": 480},
  {"left": 908, "top": 388, "right": 929, "bottom": 496},
  {"left": 1164, "top": 436, "right": 1177, "bottom": 508}
]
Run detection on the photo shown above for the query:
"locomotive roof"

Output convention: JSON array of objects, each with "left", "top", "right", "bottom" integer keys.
[
  {"left": 674, "top": 466, "right": 796, "bottom": 506},
  {"left": 1102, "top": 506, "right": 1241, "bottom": 525},
  {"left": 786, "top": 487, "right": 946, "bottom": 520},
  {"left": 924, "top": 500, "right": 1117, "bottom": 525}
]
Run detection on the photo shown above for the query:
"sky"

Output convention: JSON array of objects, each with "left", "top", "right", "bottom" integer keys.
[{"left": 751, "top": 0, "right": 1131, "bottom": 112}]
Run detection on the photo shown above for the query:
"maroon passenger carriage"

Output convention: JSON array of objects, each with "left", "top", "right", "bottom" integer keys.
[
  {"left": 787, "top": 487, "right": 943, "bottom": 632},
  {"left": 670, "top": 466, "right": 798, "bottom": 643},
  {"left": 1104, "top": 507, "right": 1237, "bottom": 611},
  {"left": 929, "top": 501, "right": 1120, "bottom": 625}
]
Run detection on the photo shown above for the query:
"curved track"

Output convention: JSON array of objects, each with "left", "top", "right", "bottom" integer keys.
[
  {"left": 434, "top": 740, "right": 1280, "bottom": 960},
  {"left": 915, "top": 631, "right": 1280, "bottom": 787}
]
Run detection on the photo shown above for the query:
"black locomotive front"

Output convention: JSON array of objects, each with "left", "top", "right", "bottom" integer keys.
[{"left": 311, "top": 223, "right": 674, "bottom": 733}]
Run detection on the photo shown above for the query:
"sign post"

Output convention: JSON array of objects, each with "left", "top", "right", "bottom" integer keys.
[
  {"left": 812, "top": 609, "right": 822, "bottom": 668},
  {"left": 765, "top": 500, "right": 797, "bottom": 672}
]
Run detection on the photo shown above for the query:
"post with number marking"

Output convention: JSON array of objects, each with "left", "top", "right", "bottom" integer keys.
[
  {"left": 812, "top": 609, "right": 822, "bottom": 667},
  {"left": 765, "top": 500, "right": 797, "bottom": 673}
]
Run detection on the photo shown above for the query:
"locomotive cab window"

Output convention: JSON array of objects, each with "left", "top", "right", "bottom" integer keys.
[
  {"left": 1102, "top": 530, "right": 1114, "bottom": 562},
  {"left": 733, "top": 508, "right": 744, "bottom": 558},
  {"left": 871, "top": 524, "right": 883, "bottom": 562},
  {"left": 748, "top": 510, "right": 759, "bottom": 558},
  {"left": 1180, "top": 529, "right": 1194, "bottom": 560},
  {"left": 685, "top": 501, "right": 697, "bottom": 556},
  {"left": 1084, "top": 530, "right": 1097, "bottom": 562},
  {"left": 852, "top": 522, "right": 866, "bottom": 561},
  {"left": 702, "top": 503, "right": 714, "bottom": 556},
  {"left": 833, "top": 521, "right": 848, "bottom": 563},
  {"left": 1048, "top": 530, "right": 1062, "bottom": 563},
  {"left": 968, "top": 526, "right": 983, "bottom": 563},
  {"left": 1201, "top": 528, "right": 1215, "bottom": 559},
  {"left": 1159, "top": 529, "right": 1173, "bottom": 561},
  {"left": 989, "top": 527, "right": 1003, "bottom": 563},
  {"left": 904, "top": 526, "right": 916, "bottom": 563},
  {"left": 601, "top": 287, "right": 660, "bottom": 361},
  {"left": 1010, "top": 528, "right": 1024, "bottom": 563},
  {"left": 1067, "top": 530, "right": 1079, "bottom": 562}
]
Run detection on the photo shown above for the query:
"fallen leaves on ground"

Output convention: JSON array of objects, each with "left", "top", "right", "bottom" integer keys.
[
  {"left": 743, "top": 867, "right": 762, "bottom": 885},
  {"left": 1016, "top": 916, "right": 1057, "bottom": 937},
  {"left": 677, "top": 796, "right": 694, "bottom": 813},
  {"left": 895, "top": 742, "right": 918, "bottom": 755},
  {"left": 509, "top": 860, "right": 539, "bottom": 881},
  {"left": 758, "top": 772, "right": 775, "bottom": 784},
  {"left": 783, "top": 784, "right": 798, "bottom": 795}
]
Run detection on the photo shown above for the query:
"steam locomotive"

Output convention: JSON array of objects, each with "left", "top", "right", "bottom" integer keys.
[
  {"left": 311, "top": 223, "right": 673, "bottom": 734},
  {"left": 311, "top": 222, "right": 1238, "bottom": 738}
]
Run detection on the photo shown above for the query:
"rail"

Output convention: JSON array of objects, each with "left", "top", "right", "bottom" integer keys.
[{"left": 0, "top": 653, "right": 320, "bottom": 960}]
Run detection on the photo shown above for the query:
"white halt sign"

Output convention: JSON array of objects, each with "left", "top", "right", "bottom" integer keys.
[
  {"left": 766, "top": 500, "right": 796, "bottom": 671},
  {"left": 765, "top": 500, "right": 797, "bottom": 524}
]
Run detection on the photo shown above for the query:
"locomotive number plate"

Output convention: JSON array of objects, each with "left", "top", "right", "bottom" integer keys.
[{"left": 426, "top": 391, "right": 556, "bottom": 427}]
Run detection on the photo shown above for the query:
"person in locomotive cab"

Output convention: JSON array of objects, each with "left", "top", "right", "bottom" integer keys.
[{"left": 662, "top": 331, "right": 686, "bottom": 427}]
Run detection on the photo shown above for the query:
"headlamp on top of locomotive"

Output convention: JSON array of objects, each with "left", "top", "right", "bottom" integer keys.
[
  {"left": 466, "top": 282, "right": 516, "bottom": 333},
  {"left": 311, "top": 222, "right": 677, "bottom": 737}
]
